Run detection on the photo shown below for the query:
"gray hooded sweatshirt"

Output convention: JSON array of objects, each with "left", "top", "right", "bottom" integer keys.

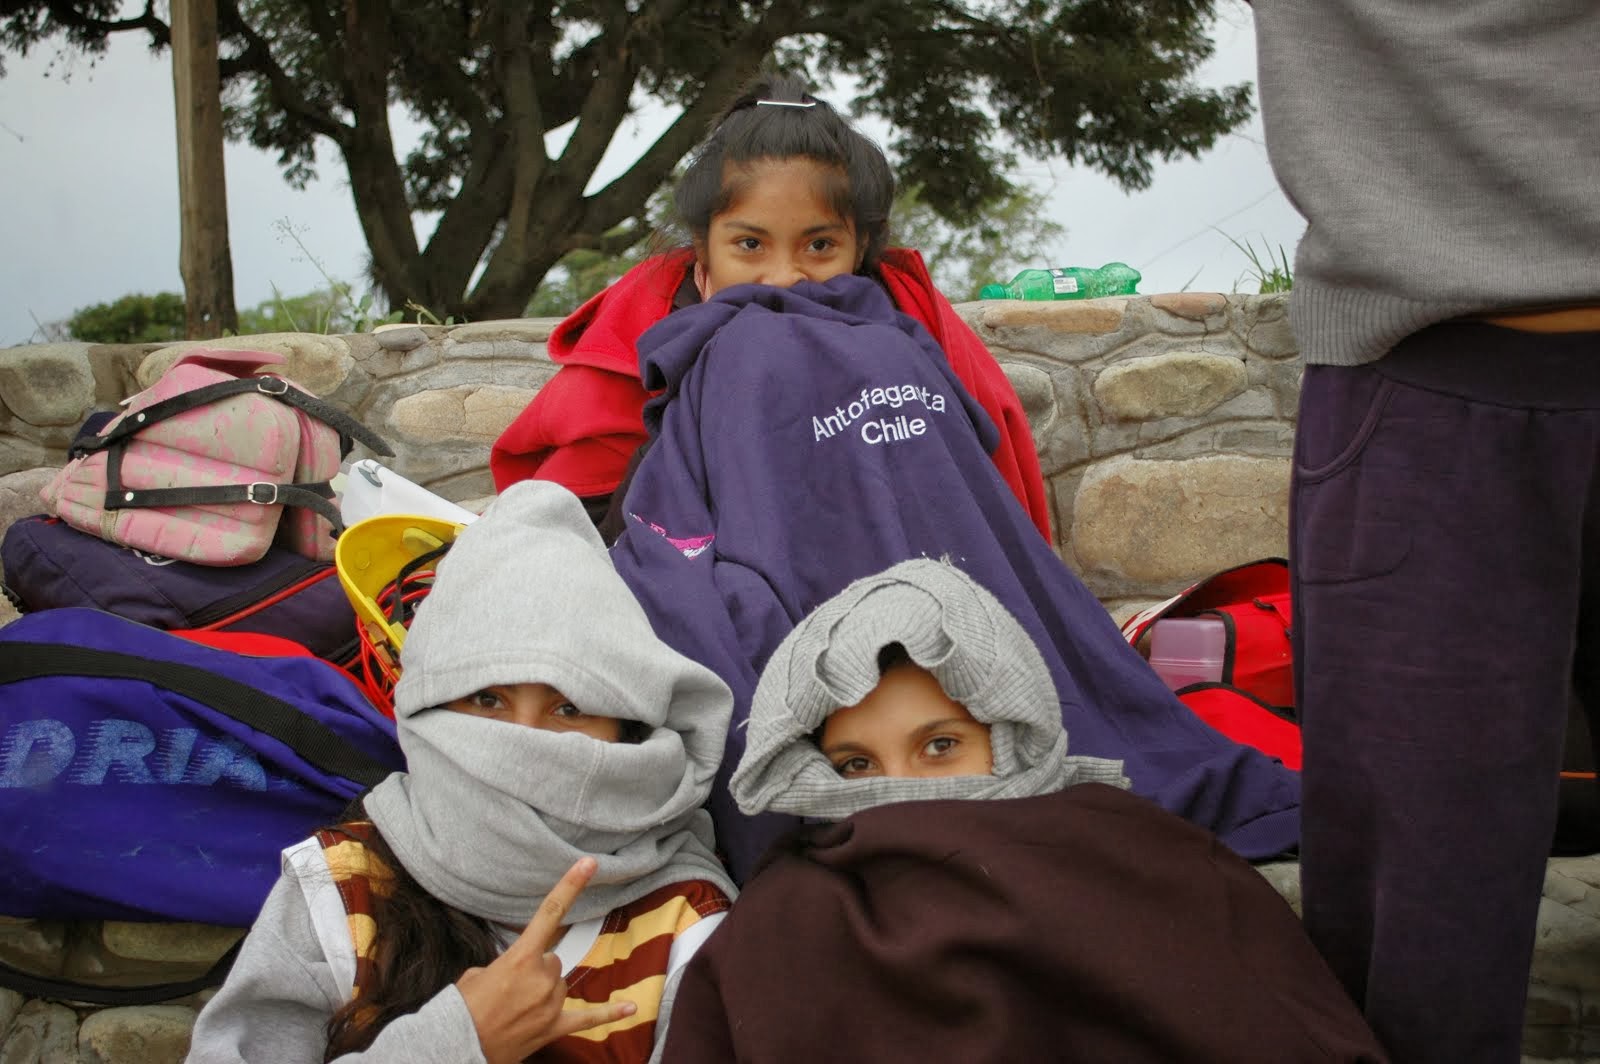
[
  {"left": 185, "top": 480, "right": 736, "bottom": 1064},
  {"left": 732, "top": 557, "right": 1128, "bottom": 818}
]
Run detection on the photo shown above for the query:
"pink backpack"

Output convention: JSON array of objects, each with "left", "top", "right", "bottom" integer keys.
[{"left": 41, "top": 349, "right": 392, "bottom": 566}]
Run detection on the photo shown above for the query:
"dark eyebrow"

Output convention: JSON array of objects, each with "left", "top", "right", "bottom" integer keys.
[
  {"left": 718, "top": 220, "right": 849, "bottom": 237},
  {"left": 819, "top": 738, "right": 869, "bottom": 759},
  {"left": 912, "top": 718, "right": 981, "bottom": 739}
]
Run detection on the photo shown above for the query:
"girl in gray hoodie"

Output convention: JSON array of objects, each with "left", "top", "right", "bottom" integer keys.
[
  {"left": 661, "top": 559, "right": 1386, "bottom": 1063},
  {"left": 185, "top": 480, "right": 736, "bottom": 1064}
]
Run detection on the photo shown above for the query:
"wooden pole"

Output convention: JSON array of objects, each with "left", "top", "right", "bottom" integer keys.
[{"left": 171, "top": 0, "right": 238, "bottom": 338}]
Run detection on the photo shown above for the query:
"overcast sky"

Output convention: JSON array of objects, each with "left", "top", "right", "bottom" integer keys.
[{"left": 0, "top": 0, "right": 1303, "bottom": 348}]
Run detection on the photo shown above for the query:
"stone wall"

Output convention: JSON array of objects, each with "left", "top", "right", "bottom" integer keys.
[
  {"left": 0, "top": 295, "right": 1596, "bottom": 1062},
  {"left": 0, "top": 920, "right": 238, "bottom": 1063},
  {"left": 0, "top": 293, "right": 1297, "bottom": 619}
]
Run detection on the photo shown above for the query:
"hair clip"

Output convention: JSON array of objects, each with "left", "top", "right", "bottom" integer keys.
[{"left": 756, "top": 99, "right": 817, "bottom": 108}]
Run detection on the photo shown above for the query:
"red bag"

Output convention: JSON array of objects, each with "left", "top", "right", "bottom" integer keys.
[
  {"left": 1122, "top": 559, "right": 1300, "bottom": 769},
  {"left": 1122, "top": 558, "right": 1294, "bottom": 709}
]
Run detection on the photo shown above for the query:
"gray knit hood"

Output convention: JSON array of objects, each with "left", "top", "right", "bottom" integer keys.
[
  {"left": 364, "top": 480, "right": 736, "bottom": 926},
  {"left": 732, "top": 558, "right": 1129, "bottom": 821}
]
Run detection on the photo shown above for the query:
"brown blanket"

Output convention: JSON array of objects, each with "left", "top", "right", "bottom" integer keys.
[{"left": 662, "top": 783, "right": 1387, "bottom": 1063}]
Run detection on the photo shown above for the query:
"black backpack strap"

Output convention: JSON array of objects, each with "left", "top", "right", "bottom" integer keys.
[
  {"left": 101, "top": 440, "right": 345, "bottom": 532},
  {"left": 0, "top": 939, "right": 243, "bottom": 1007},
  {"left": 76, "top": 375, "right": 393, "bottom": 458},
  {"left": 0, "top": 644, "right": 395, "bottom": 788}
]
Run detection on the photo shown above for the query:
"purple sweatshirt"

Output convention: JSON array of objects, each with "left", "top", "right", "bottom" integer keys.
[{"left": 609, "top": 275, "right": 1300, "bottom": 881}]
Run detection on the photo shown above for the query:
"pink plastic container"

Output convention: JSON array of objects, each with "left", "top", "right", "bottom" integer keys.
[{"left": 1148, "top": 617, "right": 1227, "bottom": 691}]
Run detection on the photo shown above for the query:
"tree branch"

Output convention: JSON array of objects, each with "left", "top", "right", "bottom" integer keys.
[
  {"left": 214, "top": 0, "right": 346, "bottom": 143},
  {"left": 576, "top": 11, "right": 797, "bottom": 236},
  {"left": 38, "top": 0, "right": 169, "bottom": 47}
]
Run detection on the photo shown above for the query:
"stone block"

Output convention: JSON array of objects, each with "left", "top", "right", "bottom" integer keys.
[
  {"left": 1527, "top": 984, "right": 1582, "bottom": 1026},
  {"left": 1000, "top": 361, "right": 1056, "bottom": 429},
  {"left": 77, "top": 1006, "right": 196, "bottom": 1064},
  {"left": 0, "top": 1000, "right": 77, "bottom": 1064},
  {"left": 1520, "top": 1026, "right": 1585, "bottom": 1062},
  {"left": 372, "top": 323, "right": 444, "bottom": 352},
  {"left": 1093, "top": 353, "right": 1247, "bottom": 422},
  {"left": 421, "top": 469, "right": 496, "bottom": 507},
  {"left": 0, "top": 918, "right": 66, "bottom": 976},
  {"left": 1214, "top": 425, "right": 1296, "bottom": 457},
  {"left": 1149, "top": 292, "right": 1228, "bottom": 322},
  {"left": 444, "top": 339, "right": 552, "bottom": 362},
  {"left": 976, "top": 300, "right": 1126, "bottom": 335},
  {"left": 0, "top": 989, "right": 19, "bottom": 1042},
  {"left": 1532, "top": 862, "right": 1600, "bottom": 992},
  {"left": 1071, "top": 455, "right": 1290, "bottom": 591},
  {"left": 140, "top": 334, "right": 354, "bottom": 397},
  {"left": 1243, "top": 294, "right": 1299, "bottom": 360},
  {"left": 0, "top": 468, "right": 54, "bottom": 538},
  {"left": 348, "top": 341, "right": 443, "bottom": 380},
  {"left": 390, "top": 385, "right": 534, "bottom": 444},
  {"left": 101, "top": 923, "right": 244, "bottom": 964},
  {"left": 446, "top": 318, "right": 559, "bottom": 345},
  {"left": 1252, "top": 860, "right": 1302, "bottom": 916},
  {"left": 1030, "top": 369, "right": 1089, "bottom": 476},
  {"left": 0, "top": 345, "right": 96, "bottom": 427},
  {"left": 84, "top": 346, "right": 151, "bottom": 407}
]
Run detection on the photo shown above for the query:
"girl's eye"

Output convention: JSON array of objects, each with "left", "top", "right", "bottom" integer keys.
[
  {"left": 735, "top": 237, "right": 761, "bottom": 252},
  {"left": 833, "top": 756, "right": 874, "bottom": 778},
  {"left": 470, "top": 690, "right": 504, "bottom": 710},
  {"left": 923, "top": 736, "right": 958, "bottom": 757},
  {"left": 551, "top": 702, "right": 583, "bottom": 719},
  {"left": 808, "top": 237, "right": 836, "bottom": 253}
]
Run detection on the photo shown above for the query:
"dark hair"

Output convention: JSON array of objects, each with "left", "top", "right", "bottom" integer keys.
[
  {"left": 323, "top": 815, "right": 498, "bottom": 1059},
  {"left": 674, "top": 72, "right": 896, "bottom": 272},
  {"left": 877, "top": 641, "right": 911, "bottom": 674}
]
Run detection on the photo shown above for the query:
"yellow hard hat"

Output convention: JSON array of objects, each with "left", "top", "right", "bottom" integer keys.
[{"left": 335, "top": 513, "right": 466, "bottom": 655}]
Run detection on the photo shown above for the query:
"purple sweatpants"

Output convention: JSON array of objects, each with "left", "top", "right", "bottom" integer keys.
[{"left": 1292, "top": 321, "right": 1600, "bottom": 1062}]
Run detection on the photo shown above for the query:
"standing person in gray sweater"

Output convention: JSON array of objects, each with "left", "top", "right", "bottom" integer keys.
[{"left": 1249, "top": 2, "right": 1600, "bottom": 1060}]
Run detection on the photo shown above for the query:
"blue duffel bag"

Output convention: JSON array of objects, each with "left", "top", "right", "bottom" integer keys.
[{"left": 0, "top": 607, "right": 402, "bottom": 929}]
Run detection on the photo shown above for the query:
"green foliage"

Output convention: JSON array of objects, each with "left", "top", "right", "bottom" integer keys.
[
  {"left": 6, "top": 0, "right": 1252, "bottom": 321},
  {"left": 67, "top": 292, "right": 187, "bottom": 344},
  {"left": 1225, "top": 234, "right": 1294, "bottom": 294},
  {"left": 525, "top": 247, "right": 647, "bottom": 318},
  {"left": 891, "top": 184, "right": 1067, "bottom": 302}
]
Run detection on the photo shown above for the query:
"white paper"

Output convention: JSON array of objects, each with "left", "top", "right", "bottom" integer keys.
[{"left": 339, "top": 459, "right": 479, "bottom": 526}]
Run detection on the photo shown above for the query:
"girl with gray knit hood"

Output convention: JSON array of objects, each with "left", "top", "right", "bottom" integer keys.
[
  {"left": 661, "top": 559, "right": 1388, "bottom": 1064},
  {"left": 186, "top": 480, "right": 737, "bottom": 1064}
]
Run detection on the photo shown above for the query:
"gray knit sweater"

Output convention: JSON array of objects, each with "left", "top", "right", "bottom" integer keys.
[{"left": 1252, "top": 0, "right": 1600, "bottom": 366}]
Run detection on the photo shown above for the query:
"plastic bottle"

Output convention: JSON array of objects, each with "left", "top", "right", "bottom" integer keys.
[{"left": 979, "top": 262, "right": 1142, "bottom": 301}]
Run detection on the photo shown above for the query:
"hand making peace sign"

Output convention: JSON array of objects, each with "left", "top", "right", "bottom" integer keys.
[{"left": 456, "top": 857, "right": 637, "bottom": 1064}]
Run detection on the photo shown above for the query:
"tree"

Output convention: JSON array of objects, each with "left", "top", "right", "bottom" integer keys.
[
  {"left": 170, "top": 0, "right": 239, "bottom": 337},
  {"left": 66, "top": 292, "right": 188, "bottom": 343},
  {"left": 3, "top": 0, "right": 1251, "bottom": 322}
]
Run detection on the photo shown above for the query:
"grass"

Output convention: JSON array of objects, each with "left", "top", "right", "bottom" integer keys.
[
  {"left": 1222, "top": 233, "right": 1294, "bottom": 294},
  {"left": 268, "top": 218, "right": 458, "bottom": 332}
]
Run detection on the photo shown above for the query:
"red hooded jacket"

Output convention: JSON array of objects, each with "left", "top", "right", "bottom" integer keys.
[{"left": 490, "top": 247, "right": 1052, "bottom": 539}]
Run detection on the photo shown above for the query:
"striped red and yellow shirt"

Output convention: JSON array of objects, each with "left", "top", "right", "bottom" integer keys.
[{"left": 314, "top": 822, "right": 731, "bottom": 1062}]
